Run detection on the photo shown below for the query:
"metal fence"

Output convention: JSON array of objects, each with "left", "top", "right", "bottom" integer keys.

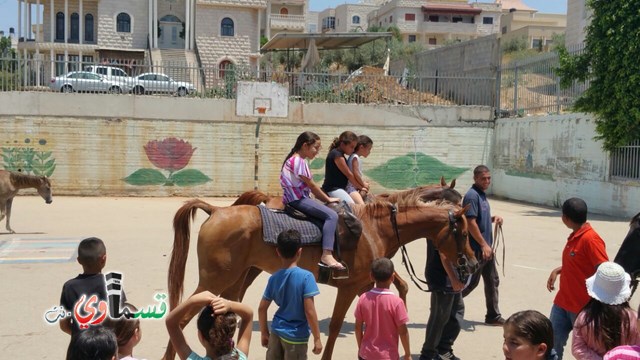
[
  {"left": 498, "top": 44, "right": 588, "bottom": 117},
  {"left": 0, "top": 56, "right": 497, "bottom": 106},
  {"left": 610, "top": 139, "right": 640, "bottom": 181}
]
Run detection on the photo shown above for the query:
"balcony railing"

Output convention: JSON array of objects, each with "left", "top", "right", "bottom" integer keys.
[
  {"left": 270, "top": 14, "right": 306, "bottom": 30},
  {"left": 420, "top": 22, "right": 478, "bottom": 34}
]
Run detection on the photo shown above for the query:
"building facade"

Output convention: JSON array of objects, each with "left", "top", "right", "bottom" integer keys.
[
  {"left": 565, "top": 0, "right": 588, "bottom": 48},
  {"left": 498, "top": 0, "right": 566, "bottom": 49},
  {"left": 366, "top": 0, "right": 502, "bottom": 47}
]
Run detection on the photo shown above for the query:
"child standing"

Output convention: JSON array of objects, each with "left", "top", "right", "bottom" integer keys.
[
  {"left": 66, "top": 326, "right": 118, "bottom": 360},
  {"left": 354, "top": 257, "right": 410, "bottom": 360},
  {"left": 281, "top": 131, "right": 343, "bottom": 270},
  {"left": 546, "top": 197, "right": 609, "bottom": 359},
  {"left": 503, "top": 310, "right": 557, "bottom": 360},
  {"left": 59, "top": 237, "right": 125, "bottom": 336},
  {"left": 572, "top": 261, "right": 640, "bottom": 359},
  {"left": 103, "top": 303, "right": 145, "bottom": 360},
  {"left": 321, "top": 131, "right": 366, "bottom": 205},
  {"left": 259, "top": 229, "right": 323, "bottom": 360},
  {"left": 165, "top": 291, "right": 253, "bottom": 360},
  {"left": 346, "top": 135, "right": 373, "bottom": 204}
]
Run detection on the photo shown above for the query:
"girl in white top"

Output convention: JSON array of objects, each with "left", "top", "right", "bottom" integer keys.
[{"left": 346, "top": 135, "right": 373, "bottom": 204}]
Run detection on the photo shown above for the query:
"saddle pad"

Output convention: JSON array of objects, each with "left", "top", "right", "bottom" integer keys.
[{"left": 258, "top": 205, "right": 322, "bottom": 246}]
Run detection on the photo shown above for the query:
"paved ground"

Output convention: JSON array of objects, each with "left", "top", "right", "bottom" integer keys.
[{"left": 0, "top": 195, "right": 636, "bottom": 360}]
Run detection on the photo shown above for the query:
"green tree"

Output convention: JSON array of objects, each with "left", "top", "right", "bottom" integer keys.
[{"left": 556, "top": 0, "right": 640, "bottom": 150}]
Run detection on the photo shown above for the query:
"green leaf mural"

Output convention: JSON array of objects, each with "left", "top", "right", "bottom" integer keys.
[
  {"left": 309, "top": 158, "right": 325, "bottom": 170},
  {"left": 170, "top": 169, "right": 211, "bottom": 186},
  {"left": 366, "top": 152, "right": 468, "bottom": 189},
  {"left": 123, "top": 169, "right": 168, "bottom": 185},
  {"left": 1, "top": 142, "right": 57, "bottom": 177}
]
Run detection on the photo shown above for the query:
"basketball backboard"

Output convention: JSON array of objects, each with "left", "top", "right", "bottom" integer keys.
[{"left": 236, "top": 81, "right": 289, "bottom": 118}]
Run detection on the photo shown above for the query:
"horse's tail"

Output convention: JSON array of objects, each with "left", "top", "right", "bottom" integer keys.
[
  {"left": 168, "top": 199, "right": 218, "bottom": 310},
  {"left": 232, "top": 189, "right": 271, "bottom": 206}
]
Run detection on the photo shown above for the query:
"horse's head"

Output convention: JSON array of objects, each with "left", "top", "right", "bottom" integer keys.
[
  {"left": 38, "top": 176, "right": 53, "bottom": 204},
  {"left": 432, "top": 205, "right": 478, "bottom": 283}
]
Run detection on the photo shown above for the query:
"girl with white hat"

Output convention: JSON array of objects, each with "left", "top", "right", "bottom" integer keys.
[{"left": 572, "top": 262, "right": 640, "bottom": 359}]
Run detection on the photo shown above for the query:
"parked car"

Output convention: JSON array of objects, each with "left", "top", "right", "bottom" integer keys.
[
  {"left": 49, "top": 71, "right": 129, "bottom": 94},
  {"left": 84, "top": 65, "right": 134, "bottom": 89},
  {"left": 132, "top": 73, "right": 195, "bottom": 96}
]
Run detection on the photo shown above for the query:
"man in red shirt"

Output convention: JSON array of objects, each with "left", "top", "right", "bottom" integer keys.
[{"left": 546, "top": 197, "right": 609, "bottom": 359}]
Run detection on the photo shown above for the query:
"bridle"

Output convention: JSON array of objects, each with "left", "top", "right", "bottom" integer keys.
[{"left": 391, "top": 204, "right": 475, "bottom": 292}]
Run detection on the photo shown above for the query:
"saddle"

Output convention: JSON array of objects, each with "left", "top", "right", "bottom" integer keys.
[{"left": 284, "top": 201, "right": 363, "bottom": 252}]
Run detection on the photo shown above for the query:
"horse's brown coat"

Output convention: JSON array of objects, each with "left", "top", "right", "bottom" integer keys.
[
  {"left": 0, "top": 170, "right": 52, "bottom": 233},
  {"left": 164, "top": 194, "right": 476, "bottom": 360}
]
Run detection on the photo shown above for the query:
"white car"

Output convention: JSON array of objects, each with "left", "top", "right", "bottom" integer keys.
[
  {"left": 49, "top": 71, "right": 129, "bottom": 94},
  {"left": 84, "top": 65, "right": 134, "bottom": 90},
  {"left": 132, "top": 73, "right": 195, "bottom": 96}
]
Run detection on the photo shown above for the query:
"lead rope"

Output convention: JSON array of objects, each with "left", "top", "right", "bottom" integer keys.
[{"left": 492, "top": 223, "right": 506, "bottom": 277}]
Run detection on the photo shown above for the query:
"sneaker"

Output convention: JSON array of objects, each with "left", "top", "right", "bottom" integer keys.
[
  {"left": 439, "top": 351, "right": 461, "bottom": 360},
  {"left": 485, "top": 316, "right": 506, "bottom": 326}
]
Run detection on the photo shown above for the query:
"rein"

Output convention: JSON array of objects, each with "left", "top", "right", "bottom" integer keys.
[
  {"left": 393, "top": 206, "right": 467, "bottom": 292},
  {"left": 492, "top": 223, "right": 506, "bottom": 277}
]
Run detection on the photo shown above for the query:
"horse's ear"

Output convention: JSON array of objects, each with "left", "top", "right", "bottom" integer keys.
[
  {"left": 455, "top": 204, "right": 470, "bottom": 218},
  {"left": 450, "top": 178, "right": 456, "bottom": 189},
  {"left": 440, "top": 176, "right": 446, "bottom": 186}
]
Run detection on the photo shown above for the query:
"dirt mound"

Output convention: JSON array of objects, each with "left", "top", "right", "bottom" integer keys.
[{"left": 340, "top": 66, "right": 455, "bottom": 105}]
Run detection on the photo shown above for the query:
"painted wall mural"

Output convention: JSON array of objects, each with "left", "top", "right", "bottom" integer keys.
[
  {"left": 306, "top": 152, "right": 467, "bottom": 190},
  {"left": 124, "top": 137, "right": 211, "bottom": 186},
  {"left": 1, "top": 138, "right": 56, "bottom": 177}
]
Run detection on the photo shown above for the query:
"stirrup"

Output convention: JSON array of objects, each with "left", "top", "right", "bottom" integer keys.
[{"left": 317, "top": 261, "right": 350, "bottom": 283}]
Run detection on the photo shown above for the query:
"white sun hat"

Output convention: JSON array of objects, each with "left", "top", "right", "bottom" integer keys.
[{"left": 585, "top": 262, "right": 632, "bottom": 305}]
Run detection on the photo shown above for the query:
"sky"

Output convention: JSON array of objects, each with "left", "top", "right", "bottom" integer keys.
[{"left": 0, "top": 0, "right": 567, "bottom": 36}]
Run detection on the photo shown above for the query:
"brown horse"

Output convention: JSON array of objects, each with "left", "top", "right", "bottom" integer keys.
[
  {"left": 164, "top": 196, "right": 478, "bottom": 360},
  {"left": 229, "top": 178, "right": 462, "bottom": 303},
  {"left": 0, "top": 170, "right": 53, "bottom": 233}
]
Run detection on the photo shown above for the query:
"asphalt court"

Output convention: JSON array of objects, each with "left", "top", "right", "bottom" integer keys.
[{"left": 0, "top": 195, "right": 636, "bottom": 360}]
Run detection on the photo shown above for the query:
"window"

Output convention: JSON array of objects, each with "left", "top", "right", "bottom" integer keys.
[
  {"left": 428, "top": 15, "right": 439, "bottom": 22},
  {"left": 280, "top": 7, "right": 288, "bottom": 15},
  {"left": 113, "top": 68, "right": 127, "bottom": 77},
  {"left": 502, "top": 26, "right": 507, "bottom": 34},
  {"left": 322, "top": 16, "right": 335, "bottom": 31},
  {"left": 219, "top": 60, "right": 233, "bottom": 78},
  {"left": 483, "top": 17, "right": 493, "bottom": 25},
  {"left": 55, "top": 12, "right": 64, "bottom": 41},
  {"left": 428, "top": 38, "right": 436, "bottom": 45},
  {"left": 408, "top": 35, "right": 416, "bottom": 43},
  {"left": 95, "top": 67, "right": 107, "bottom": 75},
  {"left": 70, "top": 13, "right": 79, "bottom": 42},
  {"left": 532, "top": 38, "right": 542, "bottom": 49},
  {"left": 85, "top": 14, "right": 94, "bottom": 42},
  {"left": 352, "top": 15, "right": 360, "bottom": 24},
  {"left": 452, "top": 16, "right": 462, "bottom": 23},
  {"left": 390, "top": 15, "right": 392, "bottom": 22},
  {"left": 405, "top": 13, "right": 415, "bottom": 21},
  {"left": 221, "top": 17, "right": 234, "bottom": 36},
  {"left": 68, "top": 55, "right": 79, "bottom": 72},
  {"left": 116, "top": 13, "right": 131, "bottom": 33}
]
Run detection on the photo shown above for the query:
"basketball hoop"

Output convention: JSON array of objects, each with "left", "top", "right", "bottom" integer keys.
[{"left": 256, "top": 106, "right": 267, "bottom": 115}]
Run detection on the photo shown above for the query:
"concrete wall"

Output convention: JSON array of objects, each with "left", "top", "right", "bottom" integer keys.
[
  {"left": 0, "top": 92, "right": 493, "bottom": 197},
  {"left": 492, "top": 113, "right": 640, "bottom": 217}
]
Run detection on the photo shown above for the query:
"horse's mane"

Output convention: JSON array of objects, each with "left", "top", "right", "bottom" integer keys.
[
  {"left": 9, "top": 171, "right": 48, "bottom": 187},
  {"left": 354, "top": 195, "right": 459, "bottom": 219},
  {"left": 232, "top": 190, "right": 270, "bottom": 206}
]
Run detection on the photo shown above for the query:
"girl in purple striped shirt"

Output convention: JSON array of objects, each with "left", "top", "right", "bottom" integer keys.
[{"left": 280, "top": 131, "right": 344, "bottom": 270}]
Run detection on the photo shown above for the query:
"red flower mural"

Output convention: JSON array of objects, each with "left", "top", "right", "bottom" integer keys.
[{"left": 143, "top": 138, "right": 196, "bottom": 172}]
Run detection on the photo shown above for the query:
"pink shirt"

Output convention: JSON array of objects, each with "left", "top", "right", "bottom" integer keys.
[
  {"left": 604, "top": 345, "right": 640, "bottom": 360},
  {"left": 354, "top": 288, "right": 409, "bottom": 360},
  {"left": 572, "top": 308, "right": 640, "bottom": 360},
  {"left": 280, "top": 156, "right": 312, "bottom": 204}
]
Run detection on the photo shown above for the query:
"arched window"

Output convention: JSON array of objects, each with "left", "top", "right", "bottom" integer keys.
[
  {"left": 116, "top": 13, "right": 131, "bottom": 33},
  {"left": 280, "top": 7, "right": 288, "bottom": 15},
  {"left": 352, "top": 15, "right": 360, "bottom": 24},
  {"left": 85, "top": 14, "right": 94, "bottom": 42},
  {"left": 70, "top": 13, "right": 79, "bottom": 42},
  {"left": 221, "top": 17, "right": 234, "bottom": 36},
  {"left": 55, "top": 12, "right": 64, "bottom": 41},
  {"left": 219, "top": 60, "right": 234, "bottom": 78}
]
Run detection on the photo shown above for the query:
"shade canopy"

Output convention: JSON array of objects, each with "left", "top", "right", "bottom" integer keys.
[{"left": 261, "top": 32, "right": 393, "bottom": 53}]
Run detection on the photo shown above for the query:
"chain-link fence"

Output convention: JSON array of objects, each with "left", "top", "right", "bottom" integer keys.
[{"left": 498, "top": 44, "right": 588, "bottom": 117}]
